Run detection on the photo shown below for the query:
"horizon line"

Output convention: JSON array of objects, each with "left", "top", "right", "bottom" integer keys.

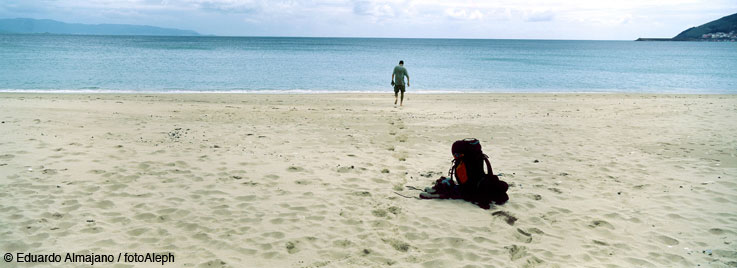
[{"left": 0, "top": 32, "right": 653, "bottom": 41}]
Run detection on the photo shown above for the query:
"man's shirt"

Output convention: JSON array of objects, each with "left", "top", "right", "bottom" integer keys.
[{"left": 393, "top": 65, "right": 409, "bottom": 85}]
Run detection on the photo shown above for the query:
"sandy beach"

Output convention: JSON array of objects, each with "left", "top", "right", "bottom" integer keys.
[{"left": 0, "top": 93, "right": 735, "bottom": 267}]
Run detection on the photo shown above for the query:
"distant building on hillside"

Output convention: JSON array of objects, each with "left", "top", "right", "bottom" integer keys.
[{"left": 701, "top": 31, "right": 736, "bottom": 40}]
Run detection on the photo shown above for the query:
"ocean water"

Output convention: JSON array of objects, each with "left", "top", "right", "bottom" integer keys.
[{"left": 1, "top": 34, "right": 736, "bottom": 93}]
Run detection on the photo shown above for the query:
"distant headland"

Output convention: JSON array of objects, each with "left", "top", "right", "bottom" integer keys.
[
  {"left": 0, "top": 18, "right": 200, "bottom": 36},
  {"left": 637, "top": 12, "right": 737, "bottom": 41}
]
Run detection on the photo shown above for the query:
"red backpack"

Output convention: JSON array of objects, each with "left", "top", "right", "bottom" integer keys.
[
  {"left": 450, "top": 138, "right": 490, "bottom": 185},
  {"left": 450, "top": 139, "right": 509, "bottom": 207}
]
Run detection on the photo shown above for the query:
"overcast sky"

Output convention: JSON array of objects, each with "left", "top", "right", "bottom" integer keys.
[{"left": 1, "top": 0, "right": 735, "bottom": 39}]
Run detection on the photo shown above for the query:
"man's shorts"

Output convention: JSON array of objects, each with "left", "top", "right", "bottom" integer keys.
[{"left": 394, "top": 84, "right": 406, "bottom": 94}]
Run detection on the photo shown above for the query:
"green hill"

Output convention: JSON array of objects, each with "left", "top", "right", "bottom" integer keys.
[
  {"left": 673, "top": 13, "right": 737, "bottom": 41},
  {"left": 0, "top": 18, "right": 200, "bottom": 36}
]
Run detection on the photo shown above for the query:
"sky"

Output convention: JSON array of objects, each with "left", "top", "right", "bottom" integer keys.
[{"left": 1, "top": 0, "right": 736, "bottom": 40}]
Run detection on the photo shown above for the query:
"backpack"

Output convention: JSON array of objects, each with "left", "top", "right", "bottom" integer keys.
[{"left": 449, "top": 139, "right": 509, "bottom": 208}]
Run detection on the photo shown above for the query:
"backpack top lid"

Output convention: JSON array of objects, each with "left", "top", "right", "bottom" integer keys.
[{"left": 452, "top": 138, "right": 483, "bottom": 159}]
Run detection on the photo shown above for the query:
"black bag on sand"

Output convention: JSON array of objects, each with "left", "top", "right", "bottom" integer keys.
[
  {"left": 419, "top": 176, "right": 460, "bottom": 199},
  {"left": 450, "top": 138, "right": 509, "bottom": 209}
]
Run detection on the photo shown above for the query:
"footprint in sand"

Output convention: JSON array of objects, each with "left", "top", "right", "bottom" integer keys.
[
  {"left": 41, "top": 168, "right": 58, "bottom": 175},
  {"left": 393, "top": 151, "right": 408, "bottom": 161},
  {"left": 372, "top": 209, "right": 389, "bottom": 217},
  {"left": 514, "top": 228, "right": 533, "bottom": 243},
  {"left": 351, "top": 191, "right": 372, "bottom": 197},
  {"left": 287, "top": 166, "right": 305, "bottom": 172},
  {"left": 492, "top": 211, "right": 518, "bottom": 225},
  {"left": 654, "top": 234, "right": 679, "bottom": 246},
  {"left": 333, "top": 239, "right": 353, "bottom": 248},
  {"left": 285, "top": 241, "right": 300, "bottom": 254},
  {"left": 504, "top": 244, "right": 528, "bottom": 261},
  {"left": 198, "top": 259, "right": 228, "bottom": 268},
  {"left": 387, "top": 206, "right": 401, "bottom": 215},
  {"left": 383, "top": 238, "right": 411, "bottom": 252},
  {"left": 588, "top": 220, "right": 614, "bottom": 230},
  {"left": 548, "top": 187, "right": 563, "bottom": 194},
  {"left": 708, "top": 228, "right": 732, "bottom": 235}
]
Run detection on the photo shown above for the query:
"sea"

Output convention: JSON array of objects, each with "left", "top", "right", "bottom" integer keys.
[{"left": 1, "top": 34, "right": 736, "bottom": 94}]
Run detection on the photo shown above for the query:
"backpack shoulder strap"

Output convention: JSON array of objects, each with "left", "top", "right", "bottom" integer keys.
[
  {"left": 483, "top": 154, "right": 494, "bottom": 175},
  {"left": 448, "top": 159, "right": 455, "bottom": 178}
]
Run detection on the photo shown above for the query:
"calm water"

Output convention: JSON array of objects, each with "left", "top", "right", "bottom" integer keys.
[{"left": 1, "top": 34, "right": 736, "bottom": 93}]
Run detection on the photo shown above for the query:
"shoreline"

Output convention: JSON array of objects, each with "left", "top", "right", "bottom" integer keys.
[{"left": 2, "top": 91, "right": 737, "bottom": 96}]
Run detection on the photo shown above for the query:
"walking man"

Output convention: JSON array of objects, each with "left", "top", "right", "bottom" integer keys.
[{"left": 391, "top": 60, "right": 410, "bottom": 106}]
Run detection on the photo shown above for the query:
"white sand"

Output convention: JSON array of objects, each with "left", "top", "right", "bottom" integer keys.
[{"left": 0, "top": 93, "right": 736, "bottom": 267}]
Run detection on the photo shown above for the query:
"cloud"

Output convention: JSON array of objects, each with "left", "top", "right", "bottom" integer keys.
[
  {"left": 352, "top": 0, "right": 396, "bottom": 18},
  {"left": 0, "top": 0, "right": 57, "bottom": 14},
  {"left": 524, "top": 10, "right": 554, "bottom": 22},
  {"left": 2, "top": 0, "right": 736, "bottom": 39},
  {"left": 196, "top": 0, "right": 260, "bottom": 14},
  {"left": 444, "top": 8, "right": 483, "bottom": 21}
]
